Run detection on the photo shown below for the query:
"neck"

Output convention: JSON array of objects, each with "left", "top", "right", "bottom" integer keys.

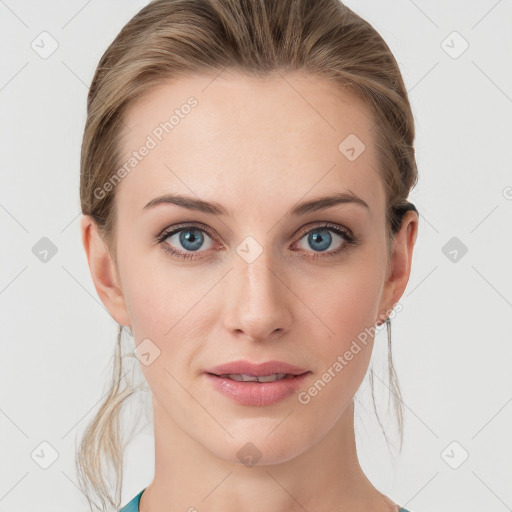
[{"left": 140, "top": 397, "right": 396, "bottom": 512}]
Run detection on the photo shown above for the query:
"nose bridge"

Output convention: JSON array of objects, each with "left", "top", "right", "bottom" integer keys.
[
  {"left": 222, "top": 242, "right": 292, "bottom": 340},
  {"left": 240, "top": 246, "right": 280, "bottom": 301}
]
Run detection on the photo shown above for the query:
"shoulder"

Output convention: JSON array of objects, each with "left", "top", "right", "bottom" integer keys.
[{"left": 119, "top": 489, "right": 145, "bottom": 512}]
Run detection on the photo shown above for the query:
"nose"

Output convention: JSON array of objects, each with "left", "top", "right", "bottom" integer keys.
[{"left": 221, "top": 247, "right": 294, "bottom": 342}]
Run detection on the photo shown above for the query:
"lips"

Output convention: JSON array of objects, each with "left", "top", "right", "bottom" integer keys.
[
  {"left": 205, "top": 360, "right": 309, "bottom": 378},
  {"left": 204, "top": 360, "right": 311, "bottom": 406},
  {"left": 219, "top": 373, "right": 290, "bottom": 383}
]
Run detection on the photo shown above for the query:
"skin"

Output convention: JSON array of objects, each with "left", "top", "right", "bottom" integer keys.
[{"left": 81, "top": 70, "right": 418, "bottom": 512}]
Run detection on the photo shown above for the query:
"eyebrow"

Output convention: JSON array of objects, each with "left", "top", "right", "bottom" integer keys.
[{"left": 142, "top": 191, "right": 369, "bottom": 216}]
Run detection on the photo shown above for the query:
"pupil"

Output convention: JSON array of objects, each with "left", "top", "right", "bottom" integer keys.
[
  {"left": 180, "top": 229, "right": 203, "bottom": 251},
  {"left": 309, "top": 229, "right": 331, "bottom": 251}
]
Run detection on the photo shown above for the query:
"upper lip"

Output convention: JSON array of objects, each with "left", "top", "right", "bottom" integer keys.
[{"left": 205, "top": 360, "right": 309, "bottom": 377}]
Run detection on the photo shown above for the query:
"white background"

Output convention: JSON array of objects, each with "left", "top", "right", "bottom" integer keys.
[{"left": 1, "top": 1, "right": 511, "bottom": 511}]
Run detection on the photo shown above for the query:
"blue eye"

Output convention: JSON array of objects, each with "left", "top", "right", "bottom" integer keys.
[
  {"left": 297, "top": 225, "right": 350, "bottom": 254},
  {"left": 159, "top": 225, "right": 216, "bottom": 260},
  {"left": 156, "top": 222, "right": 357, "bottom": 261}
]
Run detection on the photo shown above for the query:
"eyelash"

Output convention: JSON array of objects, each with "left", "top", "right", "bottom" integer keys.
[{"left": 155, "top": 222, "right": 358, "bottom": 261}]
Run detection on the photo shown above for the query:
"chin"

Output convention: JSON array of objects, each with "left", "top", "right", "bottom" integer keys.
[{"left": 205, "top": 427, "right": 314, "bottom": 468}]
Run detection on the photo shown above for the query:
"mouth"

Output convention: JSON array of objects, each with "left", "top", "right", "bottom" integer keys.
[
  {"left": 205, "top": 359, "right": 309, "bottom": 378},
  {"left": 208, "top": 372, "right": 303, "bottom": 383},
  {"left": 204, "top": 369, "right": 311, "bottom": 406}
]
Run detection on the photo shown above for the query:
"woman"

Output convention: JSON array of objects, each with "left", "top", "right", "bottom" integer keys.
[{"left": 77, "top": 0, "right": 419, "bottom": 510}]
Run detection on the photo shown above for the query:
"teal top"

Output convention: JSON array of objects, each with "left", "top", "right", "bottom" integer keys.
[
  {"left": 119, "top": 489, "right": 144, "bottom": 512},
  {"left": 119, "top": 488, "right": 411, "bottom": 511}
]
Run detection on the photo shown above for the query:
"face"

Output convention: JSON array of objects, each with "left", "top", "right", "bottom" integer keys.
[{"left": 84, "top": 70, "right": 415, "bottom": 465}]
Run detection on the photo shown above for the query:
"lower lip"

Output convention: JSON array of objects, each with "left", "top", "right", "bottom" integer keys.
[{"left": 204, "top": 372, "right": 311, "bottom": 406}]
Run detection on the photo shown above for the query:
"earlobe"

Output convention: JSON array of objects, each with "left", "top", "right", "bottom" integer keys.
[
  {"left": 80, "top": 215, "right": 131, "bottom": 326},
  {"left": 377, "top": 211, "right": 419, "bottom": 324}
]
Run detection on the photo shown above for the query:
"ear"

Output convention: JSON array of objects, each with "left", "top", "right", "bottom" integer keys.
[
  {"left": 80, "top": 215, "right": 131, "bottom": 326},
  {"left": 376, "top": 210, "right": 419, "bottom": 325}
]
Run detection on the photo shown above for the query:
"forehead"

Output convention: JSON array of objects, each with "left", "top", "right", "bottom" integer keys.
[{"left": 115, "top": 71, "right": 385, "bottom": 218}]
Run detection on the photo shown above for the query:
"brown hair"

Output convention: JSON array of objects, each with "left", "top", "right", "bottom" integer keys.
[{"left": 77, "top": 0, "right": 419, "bottom": 509}]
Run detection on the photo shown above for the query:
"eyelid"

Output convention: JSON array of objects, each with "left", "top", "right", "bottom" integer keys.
[
  {"left": 293, "top": 221, "right": 354, "bottom": 241},
  {"left": 156, "top": 222, "right": 219, "bottom": 243}
]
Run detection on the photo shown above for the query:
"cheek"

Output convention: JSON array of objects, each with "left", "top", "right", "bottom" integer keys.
[
  {"left": 307, "top": 257, "right": 384, "bottom": 350},
  {"left": 297, "top": 254, "right": 384, "bottom": 404},
  {"left": 125, "top": 274, "right": 176, "bottom": 338},
  {"left": 119, "top": 241, "right": 200, "bottom": 336},
  {"left": 119, "top": 251, "right": 216, "bottom": 370},
  {"left": 296, "top": 273, "right": 380, "bottom": 414},
  {"left": 122, "top": 267, "right": 204, "bottom": 398}
]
